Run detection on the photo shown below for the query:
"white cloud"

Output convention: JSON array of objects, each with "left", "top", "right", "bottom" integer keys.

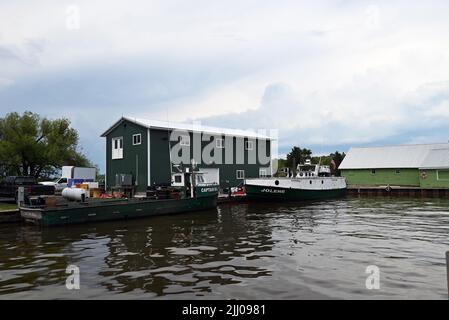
[{"left": 1, "top": 0, "right": 449, "bottom": 167}]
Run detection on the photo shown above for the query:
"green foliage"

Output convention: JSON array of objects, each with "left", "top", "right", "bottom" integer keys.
[
  {"left": 276, "top": 147, "right": 346, "bottom": 177},
  {"left": 286, "top": 147, "right": 312, "bottom": 169},
  {"left": 330, "top": 151, "right": 346, "bottom": 176},
  {"left": 0, "top": 111, "right": 93, "bottom": 178}
]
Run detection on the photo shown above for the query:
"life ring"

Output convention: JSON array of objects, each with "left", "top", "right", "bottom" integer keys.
[
  {"left": 420, "top": 171, "right": 428, "bottom": 180},
  {"left": 385, "top": 185, "right": 392, "bottom": 192}
]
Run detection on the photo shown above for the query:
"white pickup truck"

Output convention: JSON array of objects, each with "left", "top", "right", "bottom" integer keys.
[
  {"left": 40, "top": 177, "right": 69, "bottom": 192},
  {"left": 40, "top": 166, "right": 96, "bottom": 192}
]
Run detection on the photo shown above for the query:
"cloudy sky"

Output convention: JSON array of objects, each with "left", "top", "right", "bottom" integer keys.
[{"left": 1, "top": 0, "right": 449, "bottom": 171}]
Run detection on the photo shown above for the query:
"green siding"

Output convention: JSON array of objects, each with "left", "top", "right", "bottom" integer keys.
[
  {"left": 342, "top": 169, "right": 420, "bottom": 186},
  {"left": 196, "top": 135, "right": 271, "bottom": 187},
  {"left": 106, "top": 121, "right": 148, "bottom": 192},
  {"left": 152, "top": 130, "right": 272, "bottom": 188},
  {"left": 105, "top": 121, "right": 272, "bottom": 191},
  {"left": 149, "top": 129, "right": 172, "bottom": 185},
  {"left": 419, "top": 169, "right": 449, "bottom": 188}
]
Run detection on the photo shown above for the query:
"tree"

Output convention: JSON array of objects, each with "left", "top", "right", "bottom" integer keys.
[
  {"left": 0, "top": 111, "right": 93, "bottom": 178},
  {"left": 286, "top": 147, "right": 312, "bottom": 170},
  {"left": 330, "top": 151, "right": 346, "bottom": 176}
]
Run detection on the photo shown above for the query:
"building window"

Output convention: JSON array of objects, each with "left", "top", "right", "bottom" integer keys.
[
  {"left": 112, "top": 137, "right": 123, "bottom": 160},
  {"left": 259, "top": 169, "right": 268, "bottom": 178},
  {"left": 236, "top": 170, "right": 245, "bottom": 179},
  {"left": 371, "top": 169, "right": 376, "bottom": 175},
  {"left": 216, "top": 138, "right": 224, "bottom": 149},
  {"left": 132, "top": 134, "right": 141, "bottom": 145},
  {"left": 437, "top": 170, "right": 449, "bottom": 181},
  {"left": 245, "top": 140, "right": 254, "bottom": 150},
  {"left": 180, "top": 135, "right": 190, "bottom": 146},
  {"left": 395, "top": 169, "right": 400, "bottom": 175}
]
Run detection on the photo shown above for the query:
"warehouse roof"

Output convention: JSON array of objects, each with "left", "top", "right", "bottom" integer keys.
[
  {"left": 101, "top": 116, "right": 275, "bottom": 140},
  {"left": 420, "top": 148, "right": 449, "bottom": 169},
  {"left": 339, "top": 143, "right": 449, "bottom": 169}
]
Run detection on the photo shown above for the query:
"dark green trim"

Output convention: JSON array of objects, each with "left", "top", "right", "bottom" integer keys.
[
  {"left": 245, "top": 185, "right": 346, "bottom": 201},
  {"left": 21, "top": 196, "right": 217, "bottom": 226}
]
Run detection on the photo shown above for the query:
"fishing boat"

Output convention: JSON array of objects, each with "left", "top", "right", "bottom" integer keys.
[
  {"left": 20, "top": 171, "right": 219, "bottom": 227},
  {"left": 245, "top": 160, "right": 347, "bottom": 201}
]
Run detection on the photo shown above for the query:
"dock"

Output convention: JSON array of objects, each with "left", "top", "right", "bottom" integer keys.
[
  {"left": 347, "top": 186, "right": 449, "bottom": 198},
  {"left": 217, "top": 194, "right": 247, "bottom": 204}
]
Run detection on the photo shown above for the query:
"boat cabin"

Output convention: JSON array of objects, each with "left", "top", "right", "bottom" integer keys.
[{"left": 296, "top": 159, "right": 331, "bottom": 178}]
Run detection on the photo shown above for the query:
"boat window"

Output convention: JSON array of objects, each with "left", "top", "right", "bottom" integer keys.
[
  {"left": 174, "top": 175, "right": 182, "bottom": 183},
  {"left": 236, "top": 170, "right": 245, "bottom": 179},
  {"left": 322, "top": 180, "right": 324, "bottom": 184},
  {"left": 310, "top": 180, "right": 312, "bottom": 184}
]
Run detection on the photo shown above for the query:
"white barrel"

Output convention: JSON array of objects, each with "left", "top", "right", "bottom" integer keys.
[{"left": 62, "top": 188, "right": 87, "bottom": 201}]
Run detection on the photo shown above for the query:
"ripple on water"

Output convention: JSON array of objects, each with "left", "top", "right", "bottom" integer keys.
[{"left": 0, "top": 197, "right": 449, "bottom": 299}]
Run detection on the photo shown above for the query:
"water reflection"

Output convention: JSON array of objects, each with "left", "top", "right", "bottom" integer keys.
[
  {"left": 1, "top": 198, "right": 449, "bottom": 299},
  {"left": 0, "top": 205, "right": 275, "bottom": 298}
]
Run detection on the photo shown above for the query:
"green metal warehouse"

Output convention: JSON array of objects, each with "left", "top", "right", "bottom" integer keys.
[
  {"left": 339, "top": 143, "right": 449, "bottom": 188},
  {"left": 101, "top": 117, "right": 274, "bottom": 193}
]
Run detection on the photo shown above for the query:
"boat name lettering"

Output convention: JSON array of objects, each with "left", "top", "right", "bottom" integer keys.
[
  {"left": 261, "top": 188, "right": 285, "bottom": 194},
  {"left": 201, "top": 187, "right": 219, "bottom": 193}
]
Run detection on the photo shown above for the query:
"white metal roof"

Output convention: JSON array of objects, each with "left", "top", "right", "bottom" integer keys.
[
  {"left": 339, "top": 143, "right": 449, "bottom": 169},
  {"left": 101, "top": 116, "right": 274, "bottom": 140},
  {"left": 420, "top": 148, "right": 449, "bottom": 169}
]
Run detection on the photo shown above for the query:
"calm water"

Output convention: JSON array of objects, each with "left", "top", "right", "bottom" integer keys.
[{"left": 1, "top": 197, "right": 449, "bottom": 300}]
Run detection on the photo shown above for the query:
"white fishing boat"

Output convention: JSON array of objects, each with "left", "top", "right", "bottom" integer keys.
[{"left": 245, "top": 159, "right": 347, "bottom": 201}]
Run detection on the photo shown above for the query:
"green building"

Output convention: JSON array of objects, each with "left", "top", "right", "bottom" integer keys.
[
  {"left": 339, "top": 143, "right": 449, "bottom": 188},
  {"left": 101, "top": 117, "right": 274, "bottom": 193}
]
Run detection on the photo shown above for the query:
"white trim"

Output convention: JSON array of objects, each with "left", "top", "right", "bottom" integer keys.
[
  {"left": 112, "top": 136, "right": 123, "bottom": 160},
  {"left": 132, "top": 133, "right": 142, "bottom": 145},
  {"left": 105, "top": 139, "right": 107, "bottom": 189},
  {"left": 216, "top": 138, "right": 224, "bottom": 149},
  {"left": 147, "top": 128, "right": 151, "bottom": 186},
  {"left": 236, "top": 170, "right": 245, "bottom": 179},
  {"left": 437, "top": 169, "right": 449, "bottom": 181},
  {"left": 101, "top": 116, "right": 275, "bottom": 140},
  {"left": 135, "top": 154, "right": 139, "bottom": 186}
]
